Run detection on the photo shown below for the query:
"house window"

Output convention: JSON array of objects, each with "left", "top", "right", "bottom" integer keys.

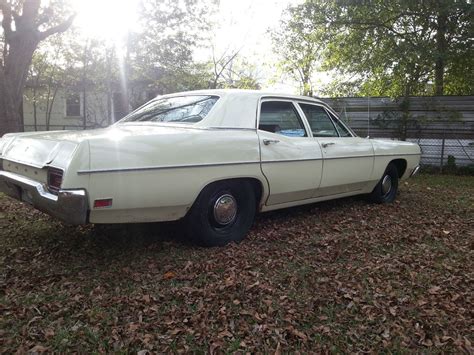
[
  {"left": 66, "top": 92, "right": 81, "bottom": 117},
  {"left": 113, "top": 92, "right": 128, "bottom": 120}
]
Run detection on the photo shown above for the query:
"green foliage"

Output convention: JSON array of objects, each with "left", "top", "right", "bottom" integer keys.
[
  {"left": 271, "top": 4, "right": 324, "bottom": 95},
  {"left": 22, "top": 0, "right": 262, "bottom": 126},
  {"left": 24, "top": 0, "right": 222, "bottom": 125},
  {"left": 128, "top": 0, "right": 218, "bottom": 96},
  {"left": 277, "top": 0, "right": 474, "bottom": 97},
  {"left": 446, "top": 155, "right": 457, "bottom": 169}
]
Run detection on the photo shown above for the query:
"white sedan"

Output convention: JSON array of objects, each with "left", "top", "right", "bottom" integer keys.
[{"left": 0, "top": 90, "right": 420, "bottom": 246}]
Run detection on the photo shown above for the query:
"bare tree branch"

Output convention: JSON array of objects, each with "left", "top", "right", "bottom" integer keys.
[
  {"left": 38, "top": 14, "right": 75, "bottom": 41},
  {"left": 216, "top": 49, "right": 240, "bottom": 79}
]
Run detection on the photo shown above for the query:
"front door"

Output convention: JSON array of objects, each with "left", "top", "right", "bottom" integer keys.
[
  {"left": 258, "top": 100, "right": 323, "bottom": 205},
  {"left": 297, "top": 102, "right": 374, "bottom": 197}
]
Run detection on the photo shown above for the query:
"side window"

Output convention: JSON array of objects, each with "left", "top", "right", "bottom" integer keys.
[
  {"left": 329, "top": 112, "right": 352, "bottom": 137},
  {"left": 299, "top": 103, "right": 338, "bottom": 137},
  {"left": 259, "top": 101, "right": 307, "bottom": 137}
]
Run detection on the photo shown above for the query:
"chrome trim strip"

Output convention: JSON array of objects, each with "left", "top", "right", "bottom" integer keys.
[
  {"left": 324, "top": 153, "right": 421, "bottom": 160},
  {"left": 77, "top": 161, "right": 261, "bottom": 175},
  {"left": 375, "top": 153, "right": 422, "bottom": 157},
  {"left": 262, "top": 158, "right": 322, "bottom": 163},
  {"left": 78, "top": 153, "right": 421, "bottom": 175}
]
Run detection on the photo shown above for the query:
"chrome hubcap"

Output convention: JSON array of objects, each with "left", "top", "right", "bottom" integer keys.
[
  {"left": 213, "top": 194, "right": 237, "bottom": 225},
  {"left": 381, "top": 175, "right": 392, "bottom": 196}
]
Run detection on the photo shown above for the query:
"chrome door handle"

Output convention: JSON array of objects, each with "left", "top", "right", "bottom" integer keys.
[
  {"left": 321, "top": 142, "right": 335, "bottom": 148},
  {"left": 263, "top": 139, "right": 280, "bottom": 145}
]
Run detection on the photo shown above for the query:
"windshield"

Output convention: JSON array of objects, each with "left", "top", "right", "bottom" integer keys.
[{"left": 119, "top": 95, "right": 219, "bottom": 124}]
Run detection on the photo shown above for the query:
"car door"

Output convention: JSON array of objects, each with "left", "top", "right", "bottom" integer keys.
[
  {"left": 258, "top": 99, "right": 323, "bottom": 205},
  {"left": 297, "top": 102, "right": 374, "bottom": 197}
]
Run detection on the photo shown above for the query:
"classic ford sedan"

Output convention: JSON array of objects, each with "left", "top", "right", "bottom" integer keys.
[{"left": 0, "top": 90, "right": 420, "bottom": 246}]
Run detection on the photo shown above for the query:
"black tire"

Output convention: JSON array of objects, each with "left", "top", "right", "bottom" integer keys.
[
  {"left": 185, "top": 180, "right": 256, "bottom": 247},
  {"left": 368, "top": 163, "right": 399, "bottom": 203}
]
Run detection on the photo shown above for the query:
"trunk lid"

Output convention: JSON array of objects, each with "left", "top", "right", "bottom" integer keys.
[
  {"left": 0, "top": 124, "right": 201, "bottom": 169},
  {"left": 2, "top": 137, "right": 78, "bottom": 168}
]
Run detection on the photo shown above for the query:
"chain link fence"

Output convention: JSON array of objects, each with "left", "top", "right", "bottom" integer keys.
[{"left": 408, "top": 138, "right": 474, "bottom": 172}]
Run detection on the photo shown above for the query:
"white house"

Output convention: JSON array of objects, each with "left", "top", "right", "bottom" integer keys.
[{"left": 22, "top": 86, "right": 135, "bottom": 132}]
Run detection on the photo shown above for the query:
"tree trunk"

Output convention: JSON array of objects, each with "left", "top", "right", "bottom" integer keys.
[
  {"left": 46, "top": 86, "right": 59, "bottom": 131},
  {"left": 105, "top": 47, "right": 113, "bottom": 125},
  {"left": 33, "top": 86, "right": 38, "bottom": 131},
  {"left": 0, "top": 0, "right": 75, "bottom": 135},
  {"left": 0, "top": 74, "right": 22, "bottom": 134},
  {"left": 434, "top": 12, "right": 447, "bottom": 96}
]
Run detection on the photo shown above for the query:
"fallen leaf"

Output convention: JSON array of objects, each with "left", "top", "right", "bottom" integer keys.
[{"left": 163, "top": 271, "right": 176, "bottom": 280}]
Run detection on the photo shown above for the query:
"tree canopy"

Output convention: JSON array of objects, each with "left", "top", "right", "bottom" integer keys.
[{"left": 274, "top": 0, "right": 474, "bottom": 97}]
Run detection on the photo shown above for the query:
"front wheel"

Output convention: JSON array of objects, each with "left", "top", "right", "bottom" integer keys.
[
  {"left": 185, "top": 180, "right": 256, "bottom": 247},
  {"left": 368, "top": 163, "right": 399, "bottom": 203}
]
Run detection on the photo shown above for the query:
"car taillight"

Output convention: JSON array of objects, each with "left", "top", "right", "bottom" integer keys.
[{"left": 47, "top": 168, "right": 63, "bottom": 193}]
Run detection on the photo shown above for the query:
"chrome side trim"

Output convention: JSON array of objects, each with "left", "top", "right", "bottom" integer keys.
[
  {"left": 78, "top": 161, "right": 261, "bottom": 175},
  {"left": 0, "top": 170, "right": 88, "bottom": 225},
  {"left": 262, "top": 158, "right": 322, "bottom": 163},
  {"left": 77, "top": 153, "right": 421, "bottom": 175},
  {"left": 375, "top": 153, "right": 422, "bottom": 157}
]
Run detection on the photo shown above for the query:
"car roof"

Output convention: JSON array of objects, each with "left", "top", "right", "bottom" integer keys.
[
  {"left": 140, "top": 89, "right": 332, "bottom": 130},
  {"left": 158, "top": 89, "right": 326, "bottom": 105}
]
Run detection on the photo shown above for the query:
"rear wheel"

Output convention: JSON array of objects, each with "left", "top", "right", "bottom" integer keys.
[
  {"left": 185, "top": 180, "right": 256, "bottom": 247},
  {"left": 368, "top": 163, "right": 399, "bottom": 203}
]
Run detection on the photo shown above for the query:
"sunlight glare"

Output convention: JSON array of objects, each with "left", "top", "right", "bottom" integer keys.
[{"left": 71, "top": 0, "right": 140, "bottom": 41}]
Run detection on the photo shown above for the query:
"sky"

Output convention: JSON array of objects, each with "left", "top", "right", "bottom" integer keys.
[
  {"left": 71, "top": 0, "right": 305, "bottom": 93},
  {"left": 208, "top": 0, "right": 304, "bottom": 93}
]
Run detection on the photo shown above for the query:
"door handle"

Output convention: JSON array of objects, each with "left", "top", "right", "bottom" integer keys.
[
  {"left": 263, "top": 139, "right": 280, "bottom": 145},
  {"left": 321, "top": 142, "right": 335, "bottom": 148}
]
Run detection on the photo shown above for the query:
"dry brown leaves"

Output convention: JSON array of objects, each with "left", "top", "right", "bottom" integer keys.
[{"left": 0, "top": 174, "right": 473, "bottom": 353}]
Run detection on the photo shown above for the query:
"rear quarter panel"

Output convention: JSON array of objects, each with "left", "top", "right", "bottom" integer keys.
[{"left": 85, "top": 128, "right": 266, "bottom": 223}]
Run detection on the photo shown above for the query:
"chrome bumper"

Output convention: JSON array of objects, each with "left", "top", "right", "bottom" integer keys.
[{"left": 0, "top": 170, "right": 88, "bottom": 225}]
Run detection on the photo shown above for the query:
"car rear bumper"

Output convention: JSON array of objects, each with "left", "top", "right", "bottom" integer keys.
[{"left": 0, "top": 170, "right": 88, "bottom": 225}]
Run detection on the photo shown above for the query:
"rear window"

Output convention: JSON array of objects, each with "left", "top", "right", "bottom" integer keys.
[{"left": 120, "top": 95, "right": 219, "bottom": 124}]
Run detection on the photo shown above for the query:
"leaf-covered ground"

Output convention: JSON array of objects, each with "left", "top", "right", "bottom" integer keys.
[{"left": 1, "top": 174, "right": 473, "bottom": 353}]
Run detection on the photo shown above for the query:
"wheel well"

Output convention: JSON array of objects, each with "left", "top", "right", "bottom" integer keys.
[
  {"left": 247, "top": 178, "right": 264, "bottom": 207},
  {"left": 390, "top": 159, "right": 407, "bottom": 178},
  {"left": 201, "top": 178, "right": 264, "bottom": 207}
]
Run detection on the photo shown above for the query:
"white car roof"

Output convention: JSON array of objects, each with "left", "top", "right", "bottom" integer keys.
[{"left": 156, "top": 89, "right": 327, "bottom": 129}]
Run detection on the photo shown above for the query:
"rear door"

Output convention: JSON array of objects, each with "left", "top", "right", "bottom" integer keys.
[
  {"left": 258, "top": 99, "right": 323, "bottom": 205},
  {"left": 297, "top": 102, "right": 374, "bottom": 197}
]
